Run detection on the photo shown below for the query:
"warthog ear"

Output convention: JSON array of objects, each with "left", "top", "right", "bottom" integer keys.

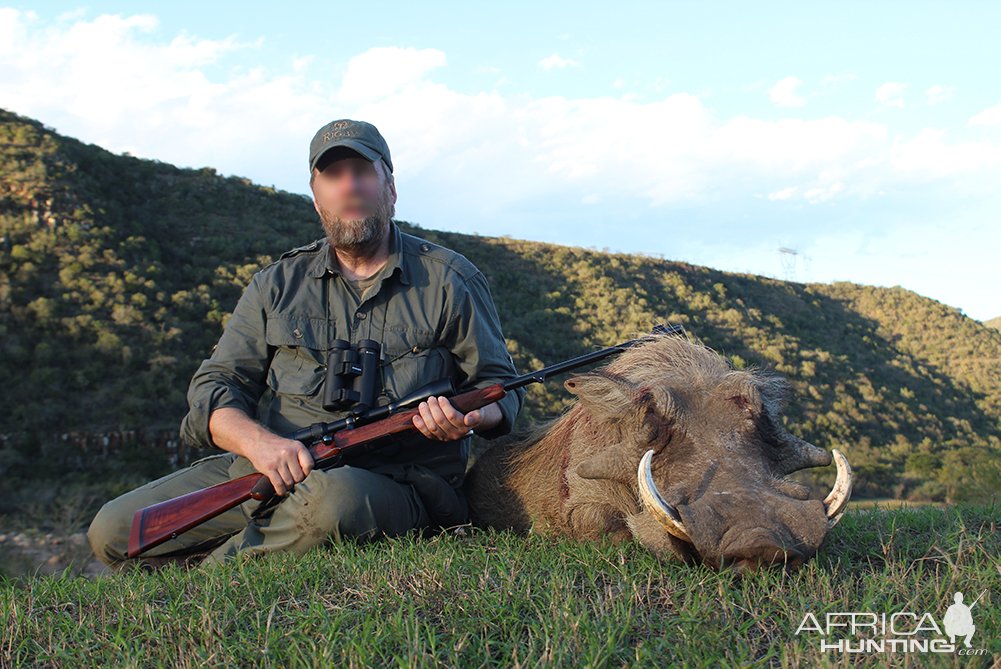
[
  {"left": 564, "top": 371, "right": 639, "bottom": 421},
  {"left": 565, "top": 371, "right": 675, "bottom": 425}
]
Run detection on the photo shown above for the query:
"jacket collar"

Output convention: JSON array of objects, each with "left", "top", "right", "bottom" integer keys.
[{"left": 308, "top": 221, "right": 410, "bottom": 286}]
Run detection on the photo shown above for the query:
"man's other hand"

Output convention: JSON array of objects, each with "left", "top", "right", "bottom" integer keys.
[{"left": 412, "top": 396, "right": 502, "bottom": 441}]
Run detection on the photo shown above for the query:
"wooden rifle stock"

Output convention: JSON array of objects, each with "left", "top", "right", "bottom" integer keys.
[{"left": 126, "top": 384, "right": 506, "bottom": 557}]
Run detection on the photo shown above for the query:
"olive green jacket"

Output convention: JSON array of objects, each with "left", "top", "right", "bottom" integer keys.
[{"left": 179, "top": 222, "right": 525, "bottom": 496}]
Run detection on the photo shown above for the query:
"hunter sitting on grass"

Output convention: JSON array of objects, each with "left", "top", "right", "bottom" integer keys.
[{"left": 87, "top": 119, "right": 525, "bottom": 570}]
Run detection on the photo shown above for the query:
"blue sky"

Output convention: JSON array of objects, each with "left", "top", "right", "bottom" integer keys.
[{"left": 2, "top": 2, "right": 1000, "bottom": 320}]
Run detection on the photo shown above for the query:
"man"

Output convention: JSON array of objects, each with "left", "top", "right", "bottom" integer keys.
[{"left": 88, "top": 119, "right": 525, "bottom": 569}]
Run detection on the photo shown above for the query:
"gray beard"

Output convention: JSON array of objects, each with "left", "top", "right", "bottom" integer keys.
[{"left": 318, "top": 185, "right": 395, "bottom": 252}]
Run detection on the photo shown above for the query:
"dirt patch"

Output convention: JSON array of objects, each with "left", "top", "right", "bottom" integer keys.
[{"left": 0, "top": 530, "right": 109, "bottom": 580}]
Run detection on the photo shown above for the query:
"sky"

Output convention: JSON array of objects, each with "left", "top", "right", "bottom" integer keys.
[{"left": 2, "top": 2, "right": 1000, "bottom": 321}]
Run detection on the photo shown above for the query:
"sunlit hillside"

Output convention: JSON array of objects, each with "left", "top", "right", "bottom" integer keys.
[{"left": 2, "top": 108, "right": 999, "bottom": 502}]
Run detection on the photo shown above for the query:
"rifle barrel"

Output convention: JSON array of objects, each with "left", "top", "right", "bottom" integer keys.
[{"left": 503, "top": 323, "right": 682, "bottom": 390}]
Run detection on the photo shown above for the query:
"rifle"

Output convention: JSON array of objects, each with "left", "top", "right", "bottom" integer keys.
[{"left": 127, "top": 323, "right": 683, "bottom": 557}]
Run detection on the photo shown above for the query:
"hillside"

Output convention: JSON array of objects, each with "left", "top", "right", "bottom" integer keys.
[
  {"left": 1, "top": 108, "right": 999, "bottom": 502},
  {"left": 986, "top": 316, "right": 1001, "bottom": 331}
]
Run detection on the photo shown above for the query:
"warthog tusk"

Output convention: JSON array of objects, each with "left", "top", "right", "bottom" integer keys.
[
  {"left": 637, "top": 449, "right": 691, "bottom": 543},
  {"left": 823, "top": 449, "right": 853, "bottom": 527}
]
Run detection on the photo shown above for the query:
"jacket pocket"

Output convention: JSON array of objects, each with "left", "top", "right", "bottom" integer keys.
[
  {"left": 265, "top": 317, "right": 333, "bottom": 397},
  {"left": 381, "top": 326, "right": 453, "bottom": 401}
]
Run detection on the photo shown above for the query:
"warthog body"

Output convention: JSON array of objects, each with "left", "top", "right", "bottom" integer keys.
[{"left": 465, "top": 334, "right": 852, "bottom": 571}]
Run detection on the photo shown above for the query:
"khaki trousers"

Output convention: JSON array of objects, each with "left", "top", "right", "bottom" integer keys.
[{"left": 87, "top": 452, "right": 431, "bottom": 570}]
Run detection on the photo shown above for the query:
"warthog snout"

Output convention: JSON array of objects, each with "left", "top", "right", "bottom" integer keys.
[{"left": 720, "top": 528, "right": 806, "bottom": 573}]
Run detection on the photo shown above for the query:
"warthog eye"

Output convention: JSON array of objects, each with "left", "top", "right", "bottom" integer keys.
[{"left": 728, "top": 394, "right": 754, "bottom": 417}]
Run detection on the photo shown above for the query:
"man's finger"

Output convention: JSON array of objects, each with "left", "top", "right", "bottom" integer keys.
[
  {"left": 427, "top": 396, "right": 463, "bottom": 432},
  {"left": 289, "top": 459, "right": 306, "bottom": 483},
  {"left": 424, "top": 397, "right": 449, "bottom": 428},
  {"left": 287, "top": 454, "right": 305, "bottom": 481},
  {"left": 434, "top": 397, "right": 468, "bottom": 430},
  {"left": 270, "top": 472, "right": 287, "bottom": 496},
  {"left": 280, "top": 463, "right": 296, "bottom": 490},
  {"left": 299, "top": 448, "right": 314, "bottom": 477},
  {"left": 463, "top": 409, "right": 481, "bottom": 428},
  {"left": 423, "top": 402, "right": 449, "bottom": 437},
  {"left": 413, "top": 411, "right": 435, "bottom": 439}
]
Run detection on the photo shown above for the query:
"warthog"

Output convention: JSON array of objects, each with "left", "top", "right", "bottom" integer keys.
[{"left": 466, "top": 333, "right": 853, "bottom": 572}]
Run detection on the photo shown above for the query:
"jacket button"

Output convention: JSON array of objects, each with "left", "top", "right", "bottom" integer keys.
[
  {"left": 355, "top": 312, "right": 367, "bottom": 320},
  {"left": 419, "top": 244, "right": 430, "bottom": 252},
  {"left": 293, "top": 328, "right": 303, "bottom": 338}
]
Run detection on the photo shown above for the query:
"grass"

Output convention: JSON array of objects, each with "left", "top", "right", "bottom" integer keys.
[{"left": 1, "top": 503, "right": 998, "bottom": 668}]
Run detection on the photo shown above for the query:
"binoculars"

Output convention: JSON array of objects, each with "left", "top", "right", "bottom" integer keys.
[{"left": 322, "top": 339, "right": 382, "bottom": 416}]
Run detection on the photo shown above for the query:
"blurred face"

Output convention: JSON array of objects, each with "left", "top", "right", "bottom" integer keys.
[{"left": 311, "top": 156, "right": 397, "bottom": 251}]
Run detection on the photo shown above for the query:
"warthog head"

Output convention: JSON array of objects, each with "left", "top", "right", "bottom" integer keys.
[{"left": 466, "top": 333, "right": 852, "bottom": 572}]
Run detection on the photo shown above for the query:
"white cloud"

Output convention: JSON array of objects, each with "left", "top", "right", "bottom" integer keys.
[
  {"left": 875, "top": 82, "right": 907, "bottom": 108},
  {"left": 821, "top": 73, "right": 857, "bottom": 86},
  {"left": 925, "top": 84, "right": 953, "bottom": 105},
  {"left": 885, "top": 128, "right": 1001, "bottom": 180},
  {"left": 769, "top": 76, "right": 805, "bottom": 108},
  {"left": 0, "top": 9, "right": 326, "bottom": 186},
  {"left": 2, "top": 10, "right": 1000, "bottom": 228},
  {"left": 54, "top": 7, "right": 87, "bottom": 22},
  {"left": 969, "top": 102, "right": 1001, "bottom": 127},
  {"left": 802, "top": 181, "right": 844, "bottom": 204},
  {"left": 710, "top": 116, "right": 886, "bottom": 171},
  {"left": 339, "top": 47, "right": 447, "bottom": 102},
  {"left": 291, "top": 55, "right": 313, "bottom": 72},
  {"left": 538, "top": 53, "right": 580, "bottom": 70},
  {"left": 0, "top": 10, "right": 248, "bottom": 123}
]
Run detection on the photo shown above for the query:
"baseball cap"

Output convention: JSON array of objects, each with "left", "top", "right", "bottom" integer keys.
[{"left": 308, "top": 119, "right": 393, "bottom": 173}]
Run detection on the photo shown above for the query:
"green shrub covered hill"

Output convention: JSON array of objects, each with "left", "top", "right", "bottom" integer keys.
[{"left": 1, "top": 108, "right": 999, "bottom": 504}]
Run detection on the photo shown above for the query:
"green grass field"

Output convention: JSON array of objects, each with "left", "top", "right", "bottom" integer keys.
[{"left": 2, "top": 503, "right": 998, "bottom": 668}]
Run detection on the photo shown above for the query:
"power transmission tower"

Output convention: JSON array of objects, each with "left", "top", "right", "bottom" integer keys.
[{"left": 778, "top": 247, "right": 799, "bottom": 281}]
